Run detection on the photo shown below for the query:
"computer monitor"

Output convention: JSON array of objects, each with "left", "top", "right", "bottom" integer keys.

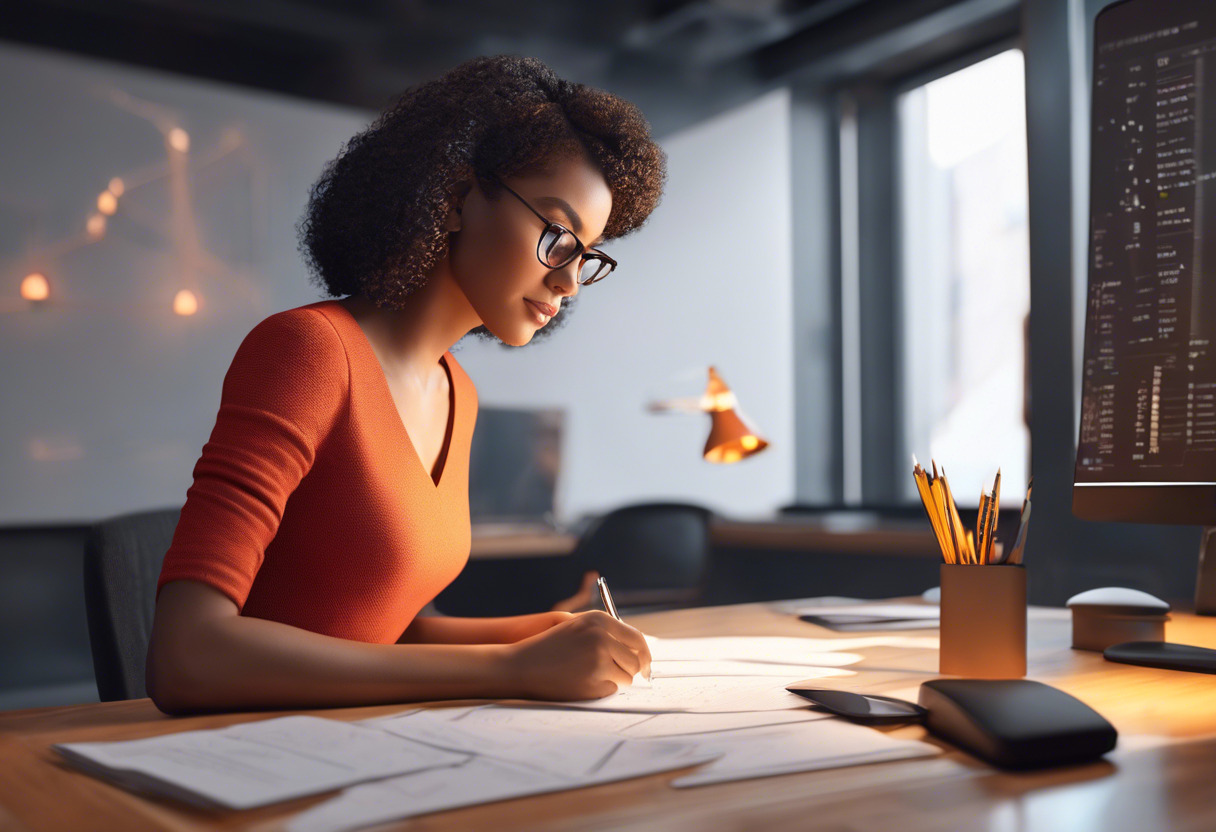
[
  {"left": 1074, "top": 0, "right": 1216, "bottom": 615},
  {"left": 468, "top": 407, "right": 564, "bottom": 526}
]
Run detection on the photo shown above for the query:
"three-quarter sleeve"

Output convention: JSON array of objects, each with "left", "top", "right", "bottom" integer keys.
[{"left": 157, "top": 308, "right": 350, "bottom": 610}]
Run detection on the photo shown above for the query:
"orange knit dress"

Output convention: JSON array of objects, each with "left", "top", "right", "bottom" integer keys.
[{"left": 156, "top": 299, "right": 477, "bottom": 644}]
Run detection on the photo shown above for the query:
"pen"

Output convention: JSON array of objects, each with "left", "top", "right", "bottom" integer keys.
[
  {"left": 596, "top": 576, "right": 651, "bottom": 682},
  {"left": 597, "top": 575, "right": 619, "bottom": 619}
]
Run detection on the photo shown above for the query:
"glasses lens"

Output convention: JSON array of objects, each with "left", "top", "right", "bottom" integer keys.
[
  {"left": 540, "top": 226, "right": 579, "bottom": 267},
  {"left": 579, "top": 257, "right": 612, "bottom": 284}
]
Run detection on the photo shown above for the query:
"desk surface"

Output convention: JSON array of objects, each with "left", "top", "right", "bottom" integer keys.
[{"left": 2, "top": 601, "right": 1215, "bottom": 832}]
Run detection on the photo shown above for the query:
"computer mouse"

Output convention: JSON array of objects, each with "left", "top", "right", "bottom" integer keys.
[
  {"left": 918, "top": 679, "right": 1117, "bottom": 769},
  {"left": 1065, "top": 587, "right": 1169, "bottom": 616},
  {"left": 921, "top": 586, "right": 941, "bottom": 604}
]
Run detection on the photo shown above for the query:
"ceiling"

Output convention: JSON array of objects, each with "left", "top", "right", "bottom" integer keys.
[{"left": 1, "top": 0, "right": 1021, "bottom": 135}]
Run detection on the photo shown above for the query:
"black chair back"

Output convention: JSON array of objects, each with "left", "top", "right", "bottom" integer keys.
[
  {"left": 82, "top": 508, "right": 180, "bottom": 701},
  {"left": 572, "top": 502, "right": 713, "bottom": 610}
]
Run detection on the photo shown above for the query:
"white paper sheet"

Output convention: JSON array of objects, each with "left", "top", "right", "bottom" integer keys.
[
  {"left": 796, "top": 603, "right": 941, "bottom": 620},
  {"left": 287, "top": 741, "right": 721, "bottom": 832},
  {"left": 364, "top": 710, "right": 625, "bottom": 779},
  {"left": 652, "top": 657, "right": 860, "bottom": 677},
  {"left": 53, "top": 716, "right": 467, "bottom": 810},
  {"left": 420, "top": 704, "right": 656, "bottom": 735},
  {"left": 796, "top": 603, "right": 942, "bottom": 631},
  {"left": 619, "top": 709, "right": 833, "bottom": 738},
  {"left": 645, "top": 635, "right": 937, "bottom": 663},
  {"left": 383, "top": 705, "right": 832, "bottom": 739},
  {"left": 559, "top": 673, "right": 840, "bottom": 713},
  {"left": 670, "top": 719, "right": 940, "bottom": 787}
]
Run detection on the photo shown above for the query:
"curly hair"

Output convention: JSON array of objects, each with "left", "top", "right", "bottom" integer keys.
[{"left": 296, "top": 55, "right": 667, "bottom": 343}]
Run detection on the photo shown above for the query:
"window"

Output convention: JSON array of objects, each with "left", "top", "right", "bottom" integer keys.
[{"left": 897, "top": 48, "right": 1031, "bottom": 505}]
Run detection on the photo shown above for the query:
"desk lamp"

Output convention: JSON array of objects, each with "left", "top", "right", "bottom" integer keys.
[{"left": 646, "top": 366, "right": 769, "bottom": 463}]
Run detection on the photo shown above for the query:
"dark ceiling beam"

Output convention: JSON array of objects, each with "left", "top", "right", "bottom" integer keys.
[
  {"left": 742, "top": 0, "right": 1022, "bottom": 86},
  {"left": 620, "top": 0, "right": 870, "bottom": 67},
  {"left": 0, "top": 0, "right": 1024, "bottom": 137}
]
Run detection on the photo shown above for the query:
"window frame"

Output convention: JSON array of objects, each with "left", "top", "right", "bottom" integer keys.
[{"left": 827, "top": 33, "right": 1028, "bottom": 506}]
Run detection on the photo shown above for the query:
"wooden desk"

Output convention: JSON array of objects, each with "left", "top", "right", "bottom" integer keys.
[
  {"left": 710, "top": 517, "right": 940, "bottom": 557},
  {"left": 3, "top": 602, "right": 1215, "bottom": 832}
]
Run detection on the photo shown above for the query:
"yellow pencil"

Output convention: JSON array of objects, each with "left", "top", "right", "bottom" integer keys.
[
  {"left": 913, "top": 463, "right": 952, "bottom": 560},
  {"left": 939, "top": 467, "right": 970, "bottom": 564},
  {"left": 990, "top": 469, "right": 1002, "bottom": 564}
]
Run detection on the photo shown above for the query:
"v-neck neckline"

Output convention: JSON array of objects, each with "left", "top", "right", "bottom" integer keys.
[{"left": 324, "top": 300, "right": 458, "bottom": 490}]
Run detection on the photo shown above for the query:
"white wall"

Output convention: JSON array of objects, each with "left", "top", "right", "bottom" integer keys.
[
  {"left": 0, "top": 39, "right": 795, "bottom": 524},
  {"left": 454, "top": 89, "right": 796, "bottom": 521},
  {"left": 0, "top": 42, "right": 373, "bottom": 523}
]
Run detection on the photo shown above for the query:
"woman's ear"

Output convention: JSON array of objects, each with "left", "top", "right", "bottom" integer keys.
[{"left": 444, "top": 180, "right": 474, "bottom": 232}]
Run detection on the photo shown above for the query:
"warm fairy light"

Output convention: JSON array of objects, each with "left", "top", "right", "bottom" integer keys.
[
  {"left": 741, "top": 435, "right": 760, "bottom": 451},
  {"left": 97, "top": 190, "right": 118, "bottom": 215},
  {"left": 86, "top": 213, "right": 107, "bottom": 238},
  {"left": 108, "top": 177, "right": 125, "bottom": 197},
  {"left": 168, "top": 128, "right": 190, "bottom": 152},
  {"left": 21, "top": 272, "right": 50, "bottom": 301},
  {"left": 173, "top": 289, "right": 199, "bottom": 316},
  {"left": 28, "top": 436, "right": 84, "bottom": 462}
]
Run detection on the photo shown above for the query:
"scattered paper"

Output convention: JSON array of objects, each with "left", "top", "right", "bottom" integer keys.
[
  {"left": 670, "top": 719, "right": 940, "bottom": 787},
  {"left": 645, "top": 635, "right": 936, "bottom": 663},
  {"left": 287, "top": 741, "right": 720, "bottom": 832},
  {"left": 54, "top": 716, "right": 466, "bottom": 810},
  {"left": 797, "top": 603, "right": 940, "bottom": 620},
  {"left": 620, "top": 709, "right": 833, "bottom": 738},
  {"left": 797, "top": 603, "right": 941, "bottom": 632},
  {"left": 409, "top": 704, "right": 655, "bottom": 735},
  {"left": 652, "top": 657, "right": 861, "bottom": 677},
  {"left": 559, "top": 673, "right": 842, "bottom": 713},
  {"left": 364, "top": 710, "right": 624, "bottom": 779}
]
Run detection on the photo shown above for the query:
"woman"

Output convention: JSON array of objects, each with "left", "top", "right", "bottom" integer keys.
[{"left": 145, "top": 55, "right": 666, "bottom": 715}]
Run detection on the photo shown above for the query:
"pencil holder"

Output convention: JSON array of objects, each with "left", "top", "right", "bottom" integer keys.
[{"left": 939, "top": 564, "right": 1027, "bottom": 678}]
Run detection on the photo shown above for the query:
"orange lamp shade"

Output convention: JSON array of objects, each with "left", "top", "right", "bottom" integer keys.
[{"left": 701, "top": 367, "right": 769, "bottom": 463}]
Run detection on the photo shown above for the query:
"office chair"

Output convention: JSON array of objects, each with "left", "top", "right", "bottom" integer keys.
[
  {"left": 82, "top": 507, "right": 180, "bottom": 701},
  {"left": 569, "top": 502, "right": 714, "bottom": 613}
]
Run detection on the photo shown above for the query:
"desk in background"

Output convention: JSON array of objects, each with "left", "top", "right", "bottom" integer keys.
[
  {"left": 2, "top": 600, "right": 1214, "bottom": 831},
  {"left": 449, "top": 516, "right": 945, "bottom": 615}
]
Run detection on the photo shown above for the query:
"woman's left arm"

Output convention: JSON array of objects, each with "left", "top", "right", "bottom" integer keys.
[{"left": 398, "top": 611, "right": 574, "bottom": 645}]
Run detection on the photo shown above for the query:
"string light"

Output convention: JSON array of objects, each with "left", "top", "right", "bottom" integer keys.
[
  {"left": 21, "top": 272, "right": 50, "bottom": 301},
  {"left": 108, "top": 177, "right": 124, "bottom": 197},
  {"left": 173, "top": 289, "right": 198, "bottom": 316},
  {"left": 168, "top": 127, "right": 190, "bottom": 152},
  {"left": 86, "top": 213, "right": 107, "bottom": 239},
  {"left": 97, "top": 190, "right": 117, "bottom": 215}
]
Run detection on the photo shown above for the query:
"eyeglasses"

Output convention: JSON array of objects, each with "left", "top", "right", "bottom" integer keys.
[{"left": 494, "top": 179, "right": 616, "bottom": 285}]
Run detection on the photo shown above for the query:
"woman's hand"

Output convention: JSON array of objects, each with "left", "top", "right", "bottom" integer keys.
[{"left": 503, "top": 610, "right": 653, "bottom": 701}]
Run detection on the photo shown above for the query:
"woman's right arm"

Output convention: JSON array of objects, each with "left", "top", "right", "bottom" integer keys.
[{"left": 145, "top": 580, "right": 644, "bottom": 714}]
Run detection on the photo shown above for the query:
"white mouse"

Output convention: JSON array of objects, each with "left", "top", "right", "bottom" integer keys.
[{"left": 1065, "top": 587, "right": 1169, "bottom": 615}]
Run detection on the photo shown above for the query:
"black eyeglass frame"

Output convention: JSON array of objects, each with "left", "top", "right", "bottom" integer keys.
[{"left": 493, "top": 179, "right": 617, "bottom": 285}]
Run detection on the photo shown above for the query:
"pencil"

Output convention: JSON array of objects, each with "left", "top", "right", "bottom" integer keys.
[
  {"left": 939, "top": 467, "right": 970, "bottom": 564},
  {"left": 914, "top": 465, "right": 952, "bottom": 560}
]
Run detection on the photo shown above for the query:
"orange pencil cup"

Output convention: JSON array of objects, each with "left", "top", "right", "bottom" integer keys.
[{"left": 939, "top": 563, "right": 1027, "bottom": 678}]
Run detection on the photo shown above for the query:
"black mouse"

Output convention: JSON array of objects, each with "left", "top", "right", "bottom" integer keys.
[{"left": 917, "top": 679, "right": 1117, "bottom": 769}]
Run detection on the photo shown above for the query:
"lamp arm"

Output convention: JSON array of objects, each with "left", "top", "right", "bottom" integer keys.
[{"left": 645, "top": 396, "right": 706, "bottom": 413}]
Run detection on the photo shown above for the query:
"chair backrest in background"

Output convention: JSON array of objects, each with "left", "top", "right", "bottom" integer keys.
[
  {"left": 82, "top": 508, "right": 180, "bottom": 701},
  {"left": 571, "top": 502, "right": 714, "bottom": 610}
]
